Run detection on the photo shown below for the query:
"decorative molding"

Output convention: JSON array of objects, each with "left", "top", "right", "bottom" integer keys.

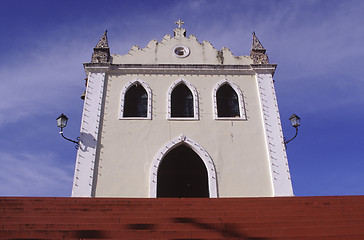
[
  {"left": 173, "top": 27, "right": 186, "bottom": 38},
  {"left": 150, "top": 135, "right": 218, "bottom": 198},
  {"left": 179, "top": 134, "right": 186, "bottom": 141},
  {"left": 167, "top": 78, "right": 199, "bottom": 120},
  {"left": 84, "top": 63, "right": 277, "bottom": 76},
  {"left": 119, "top": 79, "right": 152, "bottom": 120},
  {"left": 212, "top": 79, "right": 247, "bottom": 120}
]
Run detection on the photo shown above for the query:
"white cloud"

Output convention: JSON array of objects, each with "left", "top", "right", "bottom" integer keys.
[
  {"left": 0, "top": 30, "right": 91, "bottom": 126},
  {"left": 0, "top": 151, "right": 74, "bottom": 196}
]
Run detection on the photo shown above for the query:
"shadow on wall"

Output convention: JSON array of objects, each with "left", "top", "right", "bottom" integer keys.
[{"left": 79, "top": 132, "right": 98, "bottom": 151}]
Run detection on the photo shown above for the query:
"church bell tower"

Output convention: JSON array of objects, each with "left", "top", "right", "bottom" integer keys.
[{"left": 72, "top": 21, "right": 293, "bottom": 198}]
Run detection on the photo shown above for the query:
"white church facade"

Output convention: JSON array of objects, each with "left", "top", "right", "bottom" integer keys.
[{"left": 72, "top": 21, "right": 293, "bottom": 198}]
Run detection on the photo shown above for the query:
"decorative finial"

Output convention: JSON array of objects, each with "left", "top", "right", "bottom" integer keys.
[
  {"left": 179, "top": 134, "right": 186, "bottom": 141},
  {"left": 175, "top": 19, "right": 184, "bottom": 29}
]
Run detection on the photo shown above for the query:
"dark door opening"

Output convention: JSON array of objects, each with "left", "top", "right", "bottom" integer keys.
[{"left": 157, "top": 144, "right": 209, "bottom": 198}]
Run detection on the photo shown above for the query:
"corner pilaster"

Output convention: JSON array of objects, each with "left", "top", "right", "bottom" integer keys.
[
  {"left": 253, "top": 65, "right": 293, "bottom": 196},
  {"left": 72, "top": 67, "right": 108, "bottom": 197}
]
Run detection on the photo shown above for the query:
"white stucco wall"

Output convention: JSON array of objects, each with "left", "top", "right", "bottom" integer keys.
[{"left": 94, "top": 73, "right": 273, "bottom": 197}]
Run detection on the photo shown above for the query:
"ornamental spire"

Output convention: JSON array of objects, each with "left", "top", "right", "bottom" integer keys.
[
  {"left": 91, "top": 30, "right": 110, "bottom": 63},
  {"left": 251, "top": 32, "right": 265, "bottom": 51},
  {"left": 250, "top": 32, "right": 269, "bottom": 64},
  {"left": 95, "top": 30, "right": 109, "bottom": 48}
]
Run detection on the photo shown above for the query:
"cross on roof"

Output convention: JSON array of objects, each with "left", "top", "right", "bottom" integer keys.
[{"left": 175, "top": 19, "right": 184, "bottom": 29}]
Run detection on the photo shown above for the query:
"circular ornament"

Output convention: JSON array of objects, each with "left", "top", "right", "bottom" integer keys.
[{"left": 172, "top": 45, "right": 190, "bottom": 58}]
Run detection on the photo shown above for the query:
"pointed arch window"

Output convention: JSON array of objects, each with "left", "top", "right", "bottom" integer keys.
[
  {"left": 119, "top": 80, "right": 152, "bottom": 119},
  {"left": 171, "top": 84, "right": 193, "bottom": 117},
  {"left": 213, "top": 80, "right": 246, "bottom": 120},
  {"left": 168, "top": 79, "right": 198, "bottom": 120}
]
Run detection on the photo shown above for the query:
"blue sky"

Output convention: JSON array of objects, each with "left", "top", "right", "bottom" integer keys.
[{"left": 0, "top": 0, "right": 363, "bottom": 197}]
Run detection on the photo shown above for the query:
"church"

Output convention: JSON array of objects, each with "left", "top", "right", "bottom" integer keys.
[
  {"left": 2, "top": 21, "right": 364, "bottom": 240},
  {"left": 72, "top": 20, "right": 293, "bottom": 198}
]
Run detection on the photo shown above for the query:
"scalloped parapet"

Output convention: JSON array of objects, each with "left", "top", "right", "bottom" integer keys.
[{"left": 111, "top": 28, "right": 252, "bottom": 65}]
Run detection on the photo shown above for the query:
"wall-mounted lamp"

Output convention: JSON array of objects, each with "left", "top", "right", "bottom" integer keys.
[
  {"left": 284, "top": 114, "right": 301, "bottom": 148},
  {"left": 56, "top": 113, "right": 79, "bottom": 149}
]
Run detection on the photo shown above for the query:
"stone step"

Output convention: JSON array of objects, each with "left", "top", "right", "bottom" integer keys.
[
  {"left": 2, "top": 196, "right": 364, "bottom": 207},
  {"left": 1, "top": 196, "right": 364, "bottom": 239},
  {"left": 1, "top": 207, "right": 362, "bottom": 220},
  {"left": 1, "top": 227, "right": 364, "bottom": 240},
  {"left": 2, "top": 219, "right": 364, "bottom": 231}
]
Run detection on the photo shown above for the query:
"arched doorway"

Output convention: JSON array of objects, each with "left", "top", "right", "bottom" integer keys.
[{"left": 157, "top": 144, "right": 209, "bottom": 198}]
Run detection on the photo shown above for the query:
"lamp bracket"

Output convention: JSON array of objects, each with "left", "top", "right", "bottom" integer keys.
[{"left": 284, "top": 126, "right": 298, "bottom": 149}]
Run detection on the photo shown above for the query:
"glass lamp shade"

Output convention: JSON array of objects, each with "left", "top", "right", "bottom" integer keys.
[
  {"left": 289, "top": 114, "right": 300, "bottom": 128},
  {"left": 57, "top": 114, "right": 68, "bottom": 128}
]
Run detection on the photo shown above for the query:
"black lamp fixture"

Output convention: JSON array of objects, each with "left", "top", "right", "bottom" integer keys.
[
  {"left": 284, "top": 114, "right": 301, "bottom": 148},
  {"left": 56, "top": 113, "right": 79, "bottom": 148}
]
